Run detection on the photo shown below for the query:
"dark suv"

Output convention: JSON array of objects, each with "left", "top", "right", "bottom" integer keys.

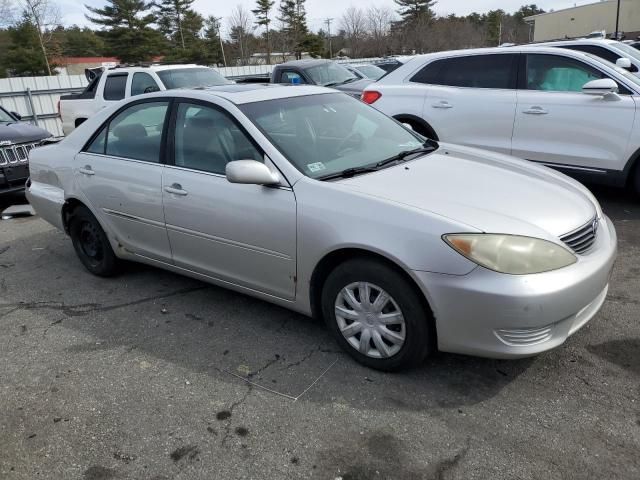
[{"left": 0, "top": 106, "right": 52, "bottom": 196}]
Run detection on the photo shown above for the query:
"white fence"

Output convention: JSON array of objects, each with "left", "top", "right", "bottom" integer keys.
[
  {"left": 214, "top": 57, "right": 384, "bottom": 79},
  {"left": 0, "top": 75, "right": 87, "bottom": 136}
]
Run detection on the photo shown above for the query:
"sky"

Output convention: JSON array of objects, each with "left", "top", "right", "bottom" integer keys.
[{"left": 58, "top": 0, "right": 599, "bottom": 34}]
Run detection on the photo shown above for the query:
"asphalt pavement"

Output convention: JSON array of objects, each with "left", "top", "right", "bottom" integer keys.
[{"left": 0, "top": 187, "right": 638, "bottom": 480}]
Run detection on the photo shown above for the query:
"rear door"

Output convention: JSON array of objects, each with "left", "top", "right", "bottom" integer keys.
[
  {"left": 512, "top": 53, "right": 636, "bottom": 173},
  {"left": 74, "top": 99, "right": 172, "bottom": 261},
  {"left": 411, "top": 53, "right": 519, "bottom": 155}
]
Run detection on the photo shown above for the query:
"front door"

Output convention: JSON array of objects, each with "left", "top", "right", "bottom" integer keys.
[
  {"left": 512, "top": 53, "right": 636, "bottom": 173},
  {"left": 162, "top": 100, "right": 297, "bottom": 300},
  {"left": 74, "top": 100, "right": 172, "bottom": 261}
]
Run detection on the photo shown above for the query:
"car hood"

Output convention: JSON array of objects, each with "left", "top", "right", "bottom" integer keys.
[
  {"left": 333, "top": 78, "right": 374, "bottom": 94},
  {"left": 336, "top": 143, "right": 597, "bottom": 239},
  {"left": 0, "top": 122, "right": 52, "bottom": 144}
]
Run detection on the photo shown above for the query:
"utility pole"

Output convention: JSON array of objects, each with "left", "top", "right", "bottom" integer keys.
[
  {"left": 325, "top": 18, "right": 333, "bottom": 58},
  {"left": 615, "top": 0, "right": 621, "bottom": 40},
  {"left": 214, "top": 17, "right": 227, "bottom": 67}
]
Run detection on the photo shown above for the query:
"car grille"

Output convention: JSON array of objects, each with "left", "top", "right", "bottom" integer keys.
[
  {"left": 560, "top": 217, "right": 599, "bottom": 255},
  {"left": 0, "top": 142, "right": 38, "bottom": 166}
]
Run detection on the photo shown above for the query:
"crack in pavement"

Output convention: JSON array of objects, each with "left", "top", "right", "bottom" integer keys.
[
  {"left": 0, "top": 286, "right": 209, "bottom": 320},
  {"left": 220, "top": 384, "right": 253, "bottom": 447},
  {"left": 281, "top": 345, "right": 321, "bottom": 370}
]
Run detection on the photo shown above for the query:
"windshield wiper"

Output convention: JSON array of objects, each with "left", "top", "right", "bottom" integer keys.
[
  {"left": 375, "top": 141, "right": 438, "bottom": 168},
  {"left": 317, "top": 166, "right": 379, "bottom": 181}
]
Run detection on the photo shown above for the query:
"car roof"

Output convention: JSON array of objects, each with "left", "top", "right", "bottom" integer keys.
[
  {"left": 107, "top": 64, "right": 208, "bottom": 73},
  {"left": 399, "top": 45, "right": 602, "bottom": 61},
  {"left": 280, "top": 59, "right": 331, "bottom": 68},
  {"left": 171, "top": 84, "right": 338, "bottom": 104},
  {"left": 536, "top": 38, "right": 619, "bottom": 47}
]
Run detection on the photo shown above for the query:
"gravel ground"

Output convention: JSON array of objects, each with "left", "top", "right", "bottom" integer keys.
[{"left": 0, "top": 187, "right": 638, "bottom": 480}]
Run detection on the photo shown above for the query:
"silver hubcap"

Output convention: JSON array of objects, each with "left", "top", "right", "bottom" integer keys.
[{"left": 334, "top": 282, "right": 406, "bottom": 359}]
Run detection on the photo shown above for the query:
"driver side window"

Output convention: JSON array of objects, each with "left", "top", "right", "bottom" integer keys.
[
  {"left": 526, "top": 54, "right": 606, "bottom": 92},
  {"left": 173, "top": 102, "right": 263, "bottom": 175},
  {"left": 131, "top": 72, "right": 160, "bottom": 96}
]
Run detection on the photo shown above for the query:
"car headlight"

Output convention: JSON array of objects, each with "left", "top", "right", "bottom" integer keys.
[{"left": 443, "top": 234, "right": 577, "bottom": 275}]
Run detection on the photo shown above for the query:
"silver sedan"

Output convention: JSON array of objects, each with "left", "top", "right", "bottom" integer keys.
[{"left": 26, "top": 85, "right": 617, "bottom": 370}]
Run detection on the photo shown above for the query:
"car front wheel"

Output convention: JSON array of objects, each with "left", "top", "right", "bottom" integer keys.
[
  {"left": 69, "top": 206, "right": 119, "bottom": 277},
  {"left": 321, "top": 259, "right": 434, "bottom": 371}
]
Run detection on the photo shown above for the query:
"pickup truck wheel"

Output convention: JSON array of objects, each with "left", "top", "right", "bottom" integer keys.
[
  {"left": 321, "top": 258, "right": 433, "bottom": 371},
  {"left": 69, "top": 206, "right": 119, "bottom": 277}
]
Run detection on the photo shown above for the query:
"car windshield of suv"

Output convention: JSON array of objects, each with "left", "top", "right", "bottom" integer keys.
[
  {"left": 157, "top": 68, "right": 231, "bottom": 89},
  {"left": 583, "top": 53, "right": 640, "bottom": 89},
  {"left": 305, "top": 63, "right": 358, "bottom": 86},
  {"left": 355, "top": 65, "right": 386, "bottom": 80},
  {"left": 240, "top": 93, "right": 430, "bottom": 179},
  {"left": 613, "top": 42, "right": 640, "bottom": 63},
  {"left": 0, "top": 108, "right": 15, "bottom": 123}
]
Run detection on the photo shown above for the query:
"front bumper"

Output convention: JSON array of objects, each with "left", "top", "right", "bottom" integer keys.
[
  {"left": 0, "top": 164, "right": 29, "bottom": 195},
  {"left": 414, "top": 215, "right": 617, "bottom": 359}
]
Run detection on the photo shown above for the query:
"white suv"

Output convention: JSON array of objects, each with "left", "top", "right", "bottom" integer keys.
[{"left": 362, "top": 46, "right": 640, "bottom": 194}]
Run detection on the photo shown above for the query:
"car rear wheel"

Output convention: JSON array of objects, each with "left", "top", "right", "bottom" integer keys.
[
  {"left": 69, "top": 206, "right": 119, "bottom": 277},
  {"left": 633, "top": 161, "right": 640, "bottom": 198},
  {"left": 321, "top": 259, "right": 434, "bottom": 371}
]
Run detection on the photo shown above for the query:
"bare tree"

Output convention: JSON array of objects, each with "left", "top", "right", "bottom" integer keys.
[
  {"left": 340, "top": 6, "right": 366, "bottom": 58},
  {"left": 20, "top": 0, "right": 60, "bottom": 75},
  {"left": 366, "top": 5, "right": 394, "bottom": 56},
  {"left": 228, "top": 5, "right": 254, "bottom": 65}
]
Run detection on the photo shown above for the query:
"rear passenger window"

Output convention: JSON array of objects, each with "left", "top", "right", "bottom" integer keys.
[
  {"left": 103, "top": 74, "right": 127, "bottom": 101},
  {"left": 104, "top": 102, "right": 169, "bottom": 162},
  {"left": 411, "top": 54, "right": 517, "bottom": 89}
]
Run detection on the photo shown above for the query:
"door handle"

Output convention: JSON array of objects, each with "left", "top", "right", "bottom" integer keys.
[
  {"left": 523, "top": 106, "right": 548, "bottom": 115},
  {"left": 432, "top": 101, "right": 453, "bottom": 109},
  {"left": 164, "top": 183, "right": 188, "bottom": 196},
  {"left": 79, "top": 165, "right": 95, "bottom": 176}
]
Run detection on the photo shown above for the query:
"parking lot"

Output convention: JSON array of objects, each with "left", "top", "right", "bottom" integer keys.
[{"left": 0, "top": 185, "right": 638, "bottom": 480}]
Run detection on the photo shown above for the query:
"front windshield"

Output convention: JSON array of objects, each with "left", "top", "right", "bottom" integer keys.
[
  {"left": 157, "top": 67, "right": 231, "bottom": 89},
  {"left": 305, "top": 63, "right": 358, "bottom": 86},
  {"left": 0, "top": 107, "right": 15, "bottom": 123},
  {"left": 584, "top": 53, "right": 640, "bottom": 90},
  {"left": 240, "top": 93, "right": 428, "bottom": 179},
  {"left": 355, "top": 65, "right": 386, "bottom": 80},
  {"left": 613, "top": 42, "right": 640, "bottom": 63}
]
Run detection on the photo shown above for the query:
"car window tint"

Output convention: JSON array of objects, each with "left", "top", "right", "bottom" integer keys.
[
  {"left": 103, "top": 74, "right": 127, "bottom": 101},
  {"left": 560, "top": 45, "right": 621, "bottom": 64},
  {"left": 526, "top": 54, "right": 605, "bottom": 92},
  {"left": 411, "top": 54, "right": 517, "bottom": 89},
  {"left": 173, "top": 102, "right": 262, "bottom": 174},
  {"left": 86, "top": 127, "right": 107, "bottom": 154},
  {"left": 280, "top": 71, "right": 306, "bottom": 84},
  {"left": 131, "top": 72, "right": 160, "bottom": 96},
  {"left": 105, "top": 101, "right": 169, "bottom": 162}
]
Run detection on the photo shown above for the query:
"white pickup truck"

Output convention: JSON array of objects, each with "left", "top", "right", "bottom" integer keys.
[{"left": 59, "top": 64, "right": 231, "bottom": 135}]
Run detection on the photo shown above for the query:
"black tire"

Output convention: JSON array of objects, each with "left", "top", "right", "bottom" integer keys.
[
  {"left": 397, "top": 118, "right": 434, "bottom": 140},
  {"left": 632, "top": 162, "right": 640, "bottom": 198},
  {"left": 321, "top": 258, "right": 434, "bottom": 371},
  {"left": 69, "top": 206, "right": 119, "bottom": 277}
]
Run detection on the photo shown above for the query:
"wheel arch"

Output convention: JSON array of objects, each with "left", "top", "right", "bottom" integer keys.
[
  {"left": 392, "top": 114, "right": 439, "bottom": 140},
  {"left": 623, "top": 145, "right": 640, "bottom": 188},
  {"left": 309, "top": 248, "right": 436, "bottom": 339}
]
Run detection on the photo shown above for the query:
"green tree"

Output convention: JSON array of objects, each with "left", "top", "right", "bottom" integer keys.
[
  {"left": 4, "top": 15, "right": 57, "bottom": 76},
  {"left": 154, "top": 0, "right": 197, "bottom": 50},
  {"left": 278, "top": 0, "right": 307, "bottom": 59},
  {"left": 394, "top": 0, "right": 436, "bottom": 24},
  {"left": 252, "top": 0, "right": 274, "bottom": 64},
  {"left": 55, "top": 26, "right": 105, "bottom": 57},
  {"left": 86, "top": 0, "right": 165, "bottom": 63}
]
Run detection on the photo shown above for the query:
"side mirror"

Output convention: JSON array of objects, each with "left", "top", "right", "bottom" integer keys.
[
  {"left": 616, "top": 57, "right": 632, "bottom": 69},
  {"left": 226, "top": 160, "right": 281, "bottom": 186},
  {"left": 582, "top": 78, "right": 619, "bottom": 96},
  {"left": 10, "top": 111, "right": 22, "bottom": 120}
]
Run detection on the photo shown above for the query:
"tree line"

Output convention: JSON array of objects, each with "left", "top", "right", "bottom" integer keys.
[{"left": 0, "top": 0, "right": 544, "bottom": 77}]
